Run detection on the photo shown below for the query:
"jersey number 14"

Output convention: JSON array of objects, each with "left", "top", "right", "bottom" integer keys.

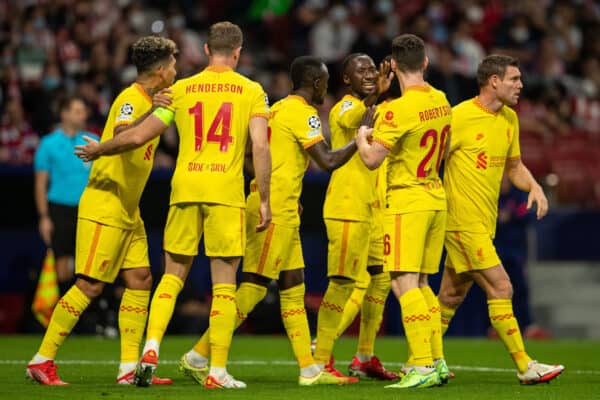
[{"left": 188, "top": 102, "right": 233, "bottom": 152}]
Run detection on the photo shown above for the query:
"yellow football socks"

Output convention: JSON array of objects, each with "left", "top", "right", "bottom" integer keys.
[
  {"left": 314, "top": 279, "right": 354, "bottom": 365},
  {"left": 192, "top": 282, "right": 267, "bottom": 358},
  {"left": 280, "top": 283, "right": 314, "bottom": 369},
  {"left": 209, "top": 283, "right": 237, "bottom": 368},
  {"left": 399, "top": 287, "right": 433, "bottom": 367},
  {"left": 357, "top": 273, "right": 390, "bottom": 356},
  {"left": 421, "top": 285, "right": 443, "bottom": 360},
  {"left": 118, "top": 289, "right": 150, "bottom": 364},
  {"left": 146, "top": 273, "right": 183, "bottom": 343},
  {"left": 488, "top": 299, "right": 532, "bottom": 373},
  {"left": 38, "top": 285, "right": 90, "bottom": 359},
  {"left": 336, "top": 286, "right": 366, "bottom": 337},
  {"left": 440, "top": 302, "right": 456, "bottom": 336}
]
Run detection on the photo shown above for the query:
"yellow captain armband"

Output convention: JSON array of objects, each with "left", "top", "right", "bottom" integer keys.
[{"left": 153, "top": 107, "right": 175, "bottom": 125}]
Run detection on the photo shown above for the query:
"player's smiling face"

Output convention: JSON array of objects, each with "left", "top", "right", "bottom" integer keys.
[
  {"left": 347, "top": 56, "right": 377, "bottom": 98},
  {"left": 497, "top": 65, "right": 523, "bottom": 106}
]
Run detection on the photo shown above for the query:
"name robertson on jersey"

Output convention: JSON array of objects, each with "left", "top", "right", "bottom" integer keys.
[
  {"left": 418, "top": 105, "right": 451, "bottom": 122},
  {"left": 185, "top": 83, "right": 244, "bottom": 95}
]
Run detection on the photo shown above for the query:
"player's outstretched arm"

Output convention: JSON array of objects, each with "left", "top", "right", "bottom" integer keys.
[
  {"left": 249, "top": 116, "right": 272, "bottom": 232},
  {"left": 74, "top": 114, "right": 168, "bottom": 161},
  {"left": 505, "top": 157, "right": 548, "bottom": 219},
  {"left": 356, "top": 125, "right": 388, "bottom": 170},
  {"left": 306, "top": 139, "right": 357, "bottom": 172},
  {"left": 113, "top": 89, "right": 173, "bottom": 136},
  {"left": 307, "top": 106, "right": 375, "bottom": 172}
]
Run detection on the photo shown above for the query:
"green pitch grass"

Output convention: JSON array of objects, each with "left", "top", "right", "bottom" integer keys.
[{"left": 2, "top": 335, "right": 598, "bottom": 399}]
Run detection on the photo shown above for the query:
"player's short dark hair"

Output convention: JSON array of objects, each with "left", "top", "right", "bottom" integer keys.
[
  {"left": 131, "top": 36, "right": 177, "bottom": 75},
  {"left": 58, "top": 94, "right": 85, "bottom": 113},
  {"left": 341, "top": 53, "right": 370, "bottom": 75},
  {"left": 391, "top": 34, "right": 425, "bottom": 72},
  {"left": 476, "top": 54, "right": 520, "bottom": 88},
  {"left": 207, "top": 21, "right": 243, "bottom": 55},
  {"left": 290, "top": 56, "right": 325, "bottom": 90}
]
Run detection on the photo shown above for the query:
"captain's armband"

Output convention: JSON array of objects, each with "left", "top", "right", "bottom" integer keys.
[{"left": 153, "top": 107, "right": 175, "bottom": 126}]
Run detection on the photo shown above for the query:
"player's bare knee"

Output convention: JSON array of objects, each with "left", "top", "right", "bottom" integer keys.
[
  {"left": 122, "top": 268, "right": 152, "bottom": 290},
  {"left": 438, "top": 287, "right": 465, "bottom": 309},
  {"left": 75, "top": 276, "right": 104, "bottom": 299},
  {"left": 490, "top": 278, "right": 513, "bottom": 299}
]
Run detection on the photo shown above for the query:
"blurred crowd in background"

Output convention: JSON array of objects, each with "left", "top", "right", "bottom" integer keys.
[{"left": 2, "top": 0, "right": 600, "bottom": 207}]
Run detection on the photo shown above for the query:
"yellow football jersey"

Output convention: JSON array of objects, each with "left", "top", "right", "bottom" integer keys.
[
  {"left": 372, "top": 84, "right": 450, "bottom": 213},
  {"left": 444, "top": 97, "right": 521, "bottom": 236},
  {"left": 373, "top": 100, "right": 390, "bottom": 212},
  {"left": 79, "top": 83, "right": 158, "bottom": 229},
  {"left": 247, "top": 95, "right": 324, "bottom": 227},
  {"left": 373, "top": 157, "right": 387, "bottom": 211},
  {"left": 165, "top": 65, "right": 269, "bottom": 207},
  {"left": 323, "top": 94, "right": 377, "bottom": 221}
]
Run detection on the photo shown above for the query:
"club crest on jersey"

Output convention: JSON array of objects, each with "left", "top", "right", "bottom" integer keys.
[{"left": 385, "top": 110, "right": 394, "bottom": 120}]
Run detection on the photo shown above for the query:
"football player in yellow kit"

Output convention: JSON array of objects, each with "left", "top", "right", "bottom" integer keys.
[{"left": 28, "top": 36, "right": 177, "bottom": 386}]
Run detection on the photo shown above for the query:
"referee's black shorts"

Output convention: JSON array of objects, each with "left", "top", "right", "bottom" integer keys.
[{"left": 48, "top": 202, "right": 78, "bottom": 258}]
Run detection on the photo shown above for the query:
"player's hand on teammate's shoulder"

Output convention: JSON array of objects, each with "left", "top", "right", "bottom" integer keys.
[
  {"left": 153, "top": 88, "right": 173, "bottom": 109},
  {"left": 74, "top": 135, "right": 101, "bottom": 162},
  {"left": 527, "top": 184, "right": 549, "bottom": 220}
]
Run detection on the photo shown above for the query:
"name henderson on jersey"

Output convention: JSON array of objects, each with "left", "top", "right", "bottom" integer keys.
[{"left": 184, "top": 82, "right": 244, "bottom": 94}]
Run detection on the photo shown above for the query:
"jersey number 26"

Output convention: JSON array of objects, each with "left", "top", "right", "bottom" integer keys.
[{"left": 417, "top": 125, "right": 449, "bottom": 178}]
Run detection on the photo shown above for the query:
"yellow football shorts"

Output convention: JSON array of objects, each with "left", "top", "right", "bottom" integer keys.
[
  {"left": 325, "top": 219, "right": 371, "bottom": 280},
  {"left": 383, "top": 210, "right": 446, "bottom": 274},
  {"left": 444, "top": 231, "right": 502, "bottom": 274},
  {"left": 75, "top": 218, "right": 149, "bottom": 283},
  {"left": 163, "top": 203, "right": 245, "bottom": 257},
  {"left": 243, "top": 212, "right": 304, "bottom": 280},
  {"left": 352, "top": 214, "right": 384, "bottom": 288},
  {"left": 367, "top": 209, "right": 384, "bottom": 267}
]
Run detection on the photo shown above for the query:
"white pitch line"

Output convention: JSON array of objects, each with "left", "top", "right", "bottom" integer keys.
[{"left": 1, "top": 359, "right": 596, "bottom": 375}]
